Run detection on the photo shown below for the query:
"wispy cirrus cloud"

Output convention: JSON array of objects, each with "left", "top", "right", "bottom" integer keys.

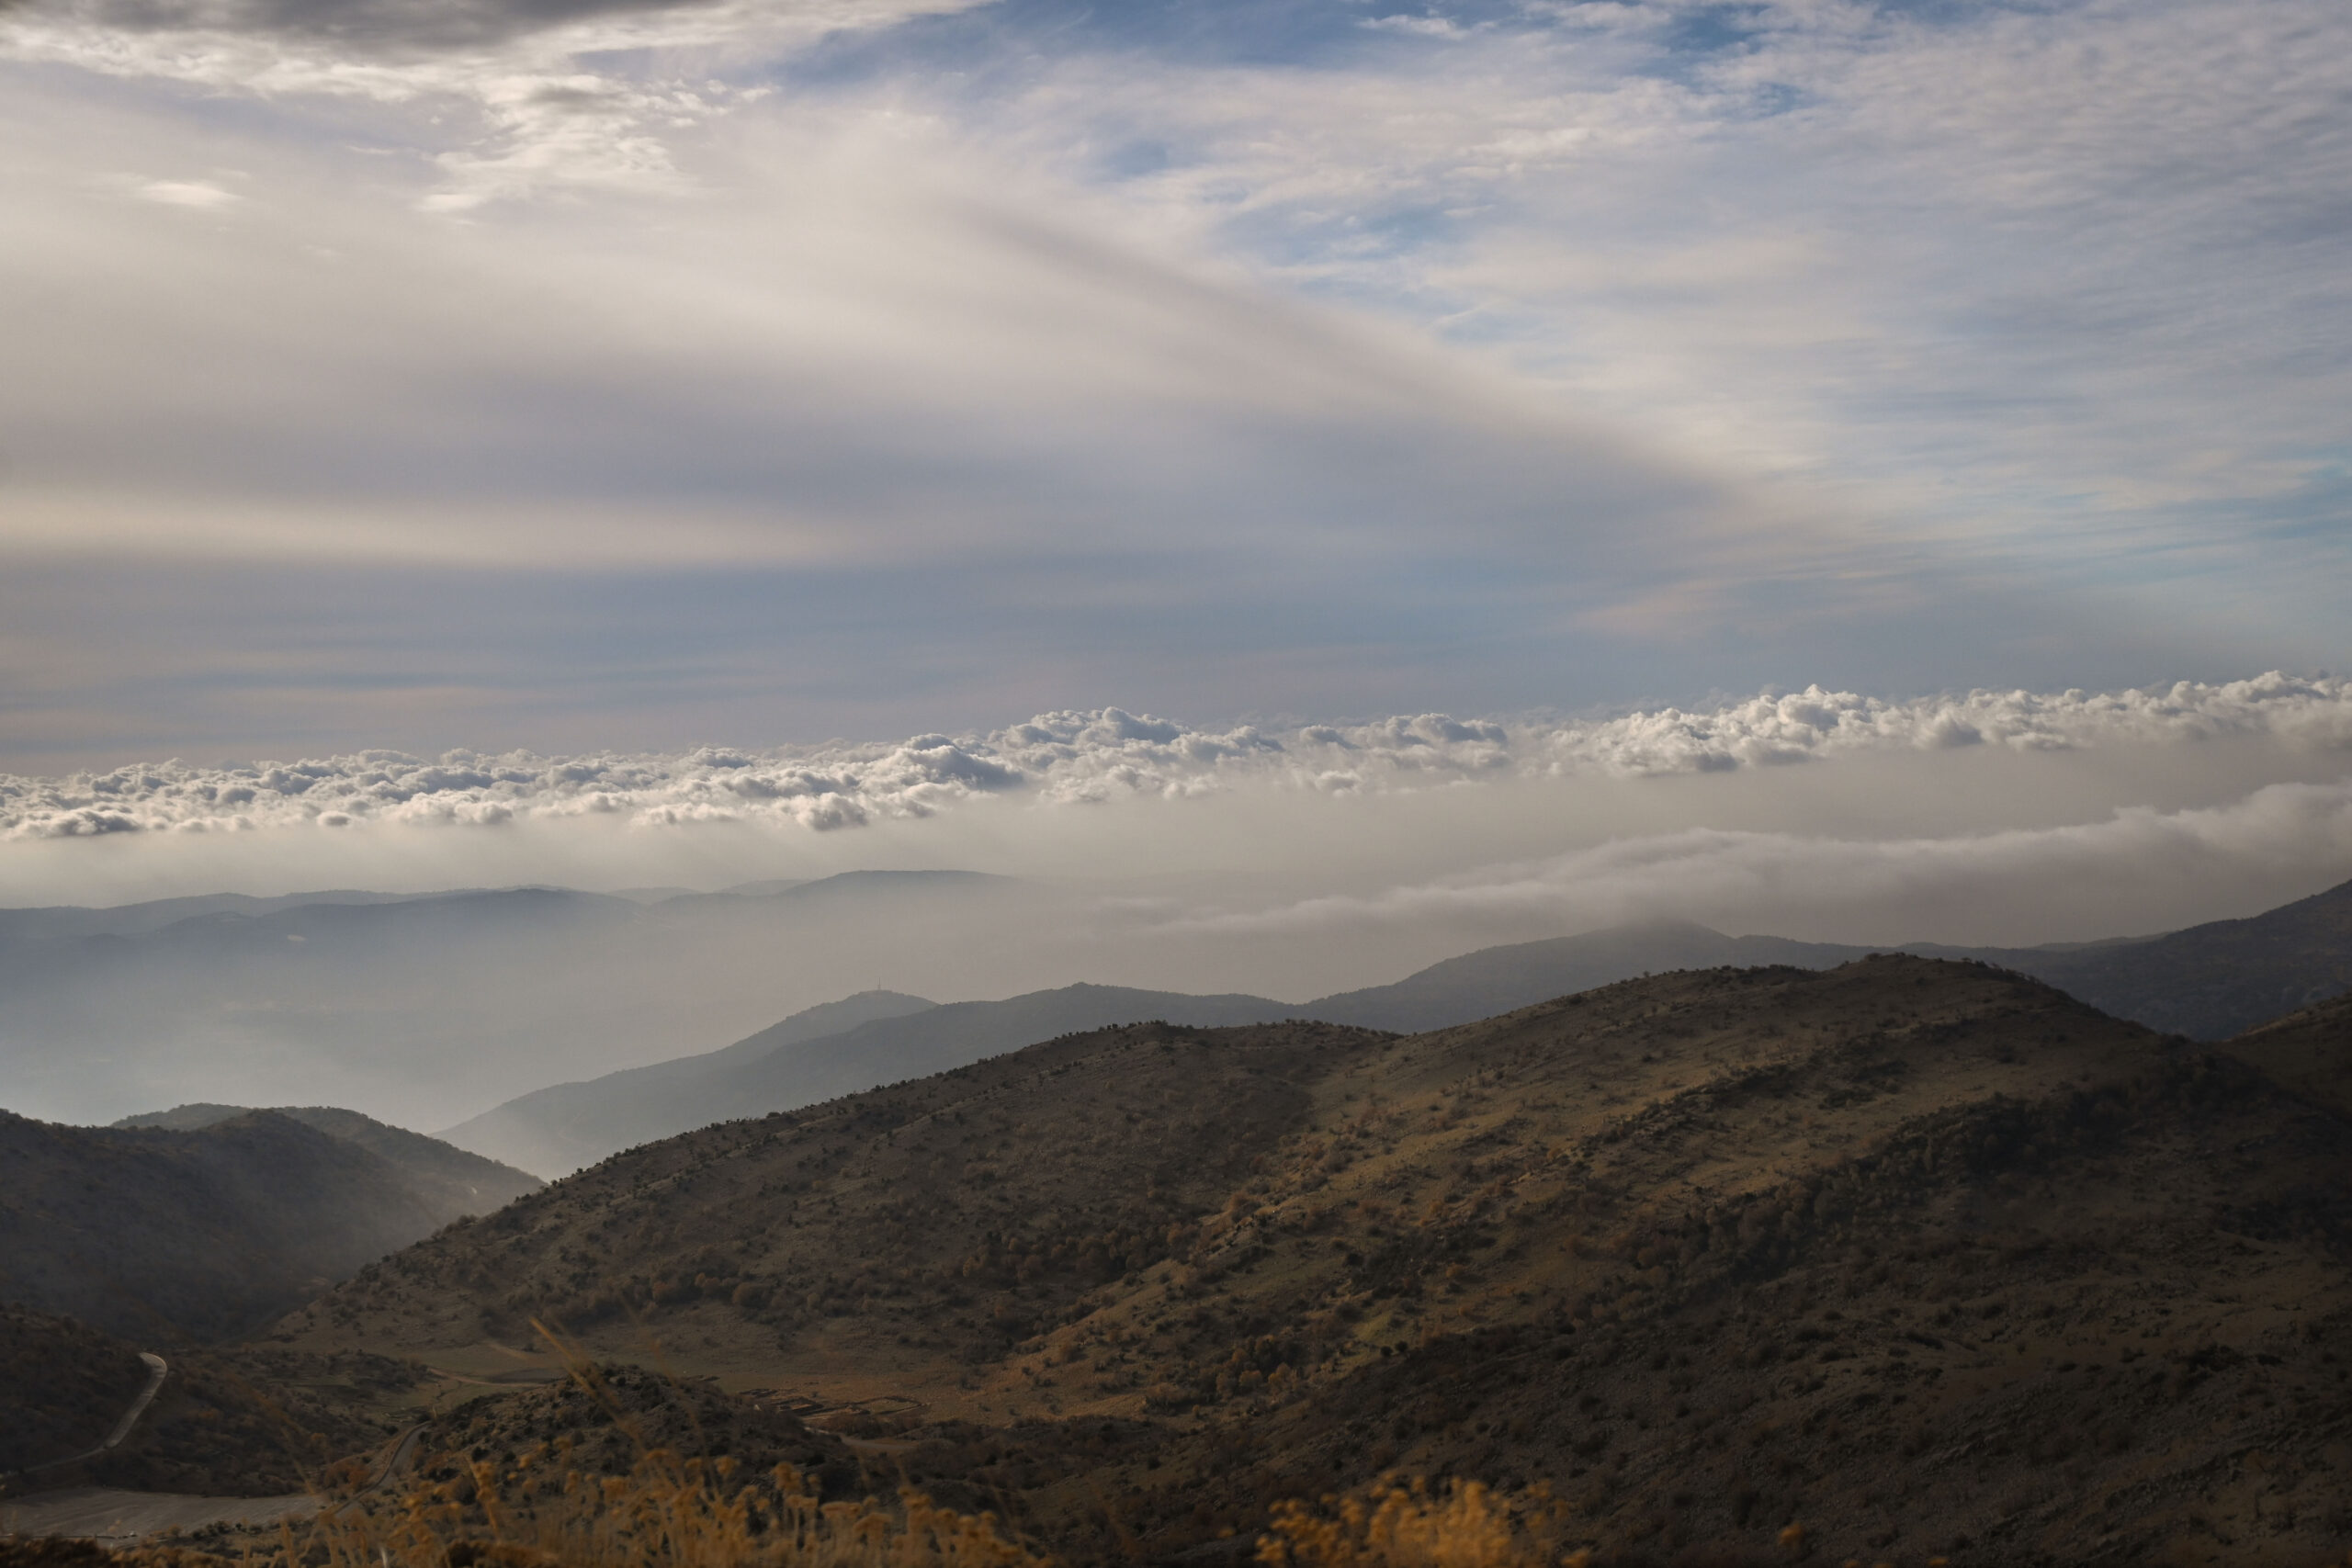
[{"left": 0, "top": 0, "right": 2343, "bottom": 776}]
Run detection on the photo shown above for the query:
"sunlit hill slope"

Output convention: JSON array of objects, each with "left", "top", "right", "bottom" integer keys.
[{"left": 268, "top": 955, "right": 2352, "bottom": 1564}]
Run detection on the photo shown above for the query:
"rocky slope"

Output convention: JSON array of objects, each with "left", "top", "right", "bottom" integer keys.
[{"left": 280, "top": 956, "right": 2352, "bottom": 1563}]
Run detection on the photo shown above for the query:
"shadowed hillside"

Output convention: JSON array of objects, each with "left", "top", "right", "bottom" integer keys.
[
  {"left": 284, "top": 957, "right": 2352, "bottom": 1563},
  {"left": 0, "top": 1302, "right": 152, "bottom": 1476},
  {"left": 0, "top": 1110, "right": 528, "bottom": 1341},
  {"left": 0, "top": 1301, "right": 416, "bottom": 1496},
  {"left": 1943, "top": 874, "right": 2352, "bottom": 1039},
  {"left": 2218, "top": 989, "right": 2352, "bottom": 1118},
  {"left": 110, "top": 1105, "right": 541, "bottom": 1217}
]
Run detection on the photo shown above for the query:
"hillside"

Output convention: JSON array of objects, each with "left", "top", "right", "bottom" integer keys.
[
  {"left": 2218, "top": 989, "right": 2352, "bottom": 1118},
  {"left": 443, "top": 983, "right": 1308, "bottom": 1175},
  {"left": 284, "top": 957, "right": 2352, "bottom": 1563},
  {"left": 110, "top": 1104, "right": 541, "bottom": 1216},
  {"left": 1958, "top": 874, "right": 2352, "bottom": 1039},
  {"left": 0, "top": 1109, "right": 524, "bottom": 1341},
  {"left": 0, "top": 1301, "right": 415, "bottom": 1496},
  {"left": 435, "top": 990, "right": 939, "bottom": 1178},
  {"left": 1305, "top": 878, "right": 2352, "bottom": 1041},
  {"left": 0, "top": 1301, "right": 153, "bottom": 1475},
  {"left": 444, "top": 876, "right": 2352, "bottom": 1178},
  {"left": 1306, "top": 919, "right": 1873, "bottom": 1033}
]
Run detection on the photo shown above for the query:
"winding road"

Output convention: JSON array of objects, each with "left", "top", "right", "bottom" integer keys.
[
  {"left": 0, "top": 1363, "right": 428, "bottom": 1546},
  {"left": 18, "top": 1352, "right": 171, "bottom": 1477}
]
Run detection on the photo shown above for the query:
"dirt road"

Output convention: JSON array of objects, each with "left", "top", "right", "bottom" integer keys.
[
  {"left": 0, "top": 1486, "right": 315, "bottom": 1543},
  {"left": 18, "top": 1352, "right": 170, "bottom": 1478},
  {"left": 0, "top": 1419, "right": 428, "bottom": 1543}
]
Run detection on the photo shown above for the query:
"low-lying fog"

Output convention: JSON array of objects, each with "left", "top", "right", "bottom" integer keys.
[{"left": 3, "top": 678, "right": 2348, "bottom": 1132}]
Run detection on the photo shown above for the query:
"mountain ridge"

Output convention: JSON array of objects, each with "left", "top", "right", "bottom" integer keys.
[
  {"left": 438, "top": 880, "right": 2352, "bottom": 1176},
  {"left": 280, "top": 955, "right": 2352, "bottom": 1564}
]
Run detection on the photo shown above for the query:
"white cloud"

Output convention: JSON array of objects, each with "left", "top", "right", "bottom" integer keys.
[{"left": 6, "top": 672, "right": 2346, "bottom": 843}]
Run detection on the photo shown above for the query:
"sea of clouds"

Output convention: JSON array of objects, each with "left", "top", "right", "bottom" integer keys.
[{"left": 8, "top": 671, "right": 2350, "bottom": 844}]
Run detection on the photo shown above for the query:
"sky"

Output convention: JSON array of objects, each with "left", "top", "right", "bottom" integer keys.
[{"left": 2, "top": 0, "right": 2350, "bottom": 961}]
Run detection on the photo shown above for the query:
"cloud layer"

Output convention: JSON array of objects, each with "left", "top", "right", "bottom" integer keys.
[
  {"left": 9, "top": 671, "right": 2348, "bottom": 843},
  {"left": 1193, "top": 777, "right": 2352, "bottom": 952}
]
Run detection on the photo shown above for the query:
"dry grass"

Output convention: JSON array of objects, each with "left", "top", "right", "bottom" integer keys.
[
  {"left": 286, "top": 1330, "right": 1052, "bottom": 1568},
  {"left": 303, "top": 1451, "right": 1046, "bottom": 1568},
  {"left": 1256, "top": 1480, "right": 1577, "bottom": 1568}
]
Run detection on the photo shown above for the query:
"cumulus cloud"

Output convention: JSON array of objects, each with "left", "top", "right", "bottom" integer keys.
[{"left": 6, "top": 672, "right": 2346, "bottom": 843}]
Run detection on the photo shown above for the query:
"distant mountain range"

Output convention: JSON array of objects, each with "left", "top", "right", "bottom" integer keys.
[
  {"left": 0, "top": 869, "right": 1055, "bottom": 1129},
  {"left": 442, "top": 878, "right": 2352, "bottom": 1176},
  {"left": 0, "top": 1106, "right": 539, "bottom": 1341},
  {"left": 438, "top": 983, "right": 1319, "bottom": 1176},
  {"left": 435, "top": 988, "right": 942, "bottom": 1179},
  {"left": 1304, "top": 920, "right": 1877, "bottom": 1033},
  {"left": 2, "top": 866, "right": 2345, "bottom": 1170}
]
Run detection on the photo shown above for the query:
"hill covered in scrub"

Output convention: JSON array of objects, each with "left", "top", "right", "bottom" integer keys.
[
  {"left": 1940, "top": 874, "right": 2352, "bottom": 1041},
  {"left": 442, "top": 876, "right": 2352, "bottom": 1178},
  {"left": 0, "top": 1109, "right": 530, "bottom": 1342},
  {"left": 278, "top": 955, "right": 2352, "bottom": 1564},
  {"left": 110, "top": 1104, "right": 542, "bottom": 1218},
  {"left": 0, "top": 1300, "right": 416, "bottom": 1495}
]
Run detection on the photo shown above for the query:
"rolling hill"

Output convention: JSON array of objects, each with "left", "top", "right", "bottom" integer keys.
[
  {"left": 1305, "top": 919, "right": 1874, "bottom": 1032},
  {"left": 440, "top": 983, "right": 1315, "bottom": 1175},
  {"left": 110, "top": 1103, "right": 541, "bottom": 1219},
  {"left": 447, "top": 878, "right": 2352, "bottom": 1179},
  {"left": 0, "top": 1109, "right": 536, "bottom": 1341},
  {"left": 1946, "top": 873, "right": 2352, "bottom": 1039},
  {"left": 284, "top": 956, "right": 2352, "bottom": 1563}
]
